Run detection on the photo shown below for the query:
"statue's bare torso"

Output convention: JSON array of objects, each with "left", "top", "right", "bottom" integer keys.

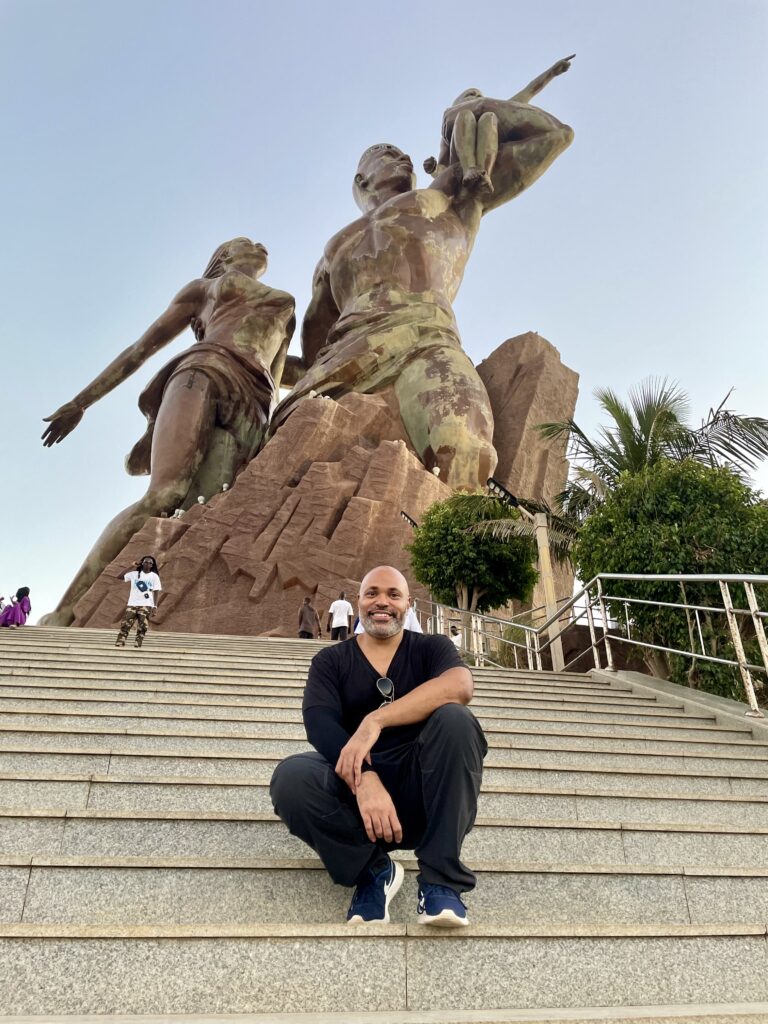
[{"left": 324, "top": 186, "right": 481, "bottom": 314}]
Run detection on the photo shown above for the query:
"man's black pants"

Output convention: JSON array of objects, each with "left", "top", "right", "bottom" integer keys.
[
  {"left": 270, "top": 704, "right": 487, "bottom": 892},
  {"left": 330, "top": 626, "right": 348, "bottom": 641}
]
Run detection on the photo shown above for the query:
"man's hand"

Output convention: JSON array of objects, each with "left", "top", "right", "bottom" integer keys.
[
  {"left": 355, "top": 772, "right": 403, "bottom": 844},
  {"left": 335, "top": 714, "right": 381, "bottom": 792},
  {"left": 41, "top": 402, "right": 84, "bottom": 446}
]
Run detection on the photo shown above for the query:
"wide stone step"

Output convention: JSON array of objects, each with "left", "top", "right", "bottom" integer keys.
[
  {"left": 4, "top": 759, "right": 768, "bottom": 815},
  {"left": 5, "top": 809, "right": 768, "bottom": 866},
  {"left": 4, "top": 743, "right": 758, "bottom": 787},
  {"left": 6, "top": 775, "right": 768, "bottom": 827},
  {"left": 0, "top": 677, "right": 643, "bottom": 709},
  {"left": 5, "top": 855, "right": 768, "bottom": 929},
  {"left": 1, "top": 1007, "right": 766, "bottom": 1024},
  {"left": 0, "top": 923, "right": 767, "bottom": 1014},
  {"left": 0, "top": 723, "right": 741, "bottom": 762},
  {"left": 2, "top": 645, "right": 591, "bottom": 682},
  {"left": 0, "top": 697, "right": 665, "bottom": 727}
]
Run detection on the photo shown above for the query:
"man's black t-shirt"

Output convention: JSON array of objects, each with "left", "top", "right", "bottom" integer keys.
[{"left": 302, "top": 631, "right": 465, "bottom": 766}]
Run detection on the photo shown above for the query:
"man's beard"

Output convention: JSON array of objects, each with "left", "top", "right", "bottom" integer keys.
[{"left": 361, "top": 609, "right": 404, "bottom": 638}]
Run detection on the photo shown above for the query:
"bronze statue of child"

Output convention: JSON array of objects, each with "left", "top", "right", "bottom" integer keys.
[{"left": 424, "top": 54, "right": 575, "bottom": 193}]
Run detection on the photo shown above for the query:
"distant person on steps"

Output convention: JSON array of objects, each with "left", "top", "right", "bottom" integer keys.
[
  {"left": 298, "top": 596, "right": 322, "bottom": 639},
  {"left": 0, "top": 588, "right": 31, "bottom": 629},
  {"left": 115, "top": 556, "right": 162, "bottom": 648},
  {"left": 327, "top": 591, "right": 354, "bottom": 641}
]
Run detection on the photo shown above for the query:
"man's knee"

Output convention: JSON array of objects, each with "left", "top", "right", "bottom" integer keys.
[
  {"left": 423, "top": 703, "right": 486, "bottom": 749},
  {"left": 270, "top": 752, "right": 335, "bottom": 817}
]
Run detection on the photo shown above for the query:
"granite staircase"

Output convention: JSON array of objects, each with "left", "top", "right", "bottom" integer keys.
[{"left": 1, "top": 626, "right": 768, "bottom": 1022}]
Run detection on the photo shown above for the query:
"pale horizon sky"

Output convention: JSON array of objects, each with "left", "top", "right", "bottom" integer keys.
[{"left": 1, "top": 0, "right": 767, "bottom": 619}]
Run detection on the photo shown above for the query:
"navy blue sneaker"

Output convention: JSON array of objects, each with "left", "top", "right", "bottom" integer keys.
[
  {"left": 347, "top": 856, "right": 404, "bottom": 924},
  {"left": 417, "top": 883, "right": 469, "bottom": 927}
]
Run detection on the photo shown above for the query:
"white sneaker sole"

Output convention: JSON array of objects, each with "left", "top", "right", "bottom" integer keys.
[
  {"left": 347, "top": 859, "right": 405, "bottom": 925},
  {"left": 420, "top": 907, "right": 469, "bottom": 928}
]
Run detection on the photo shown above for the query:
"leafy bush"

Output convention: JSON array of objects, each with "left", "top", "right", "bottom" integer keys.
[
  {"left": 573, "top": 460, "right": 768, "bottom": 700},
  {"left": 407, "top": 494, "right": 537, "bottom": 613}
]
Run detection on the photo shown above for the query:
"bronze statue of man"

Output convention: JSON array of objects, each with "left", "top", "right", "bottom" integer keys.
[
  {"left": 41, "top": 238, "right": 295, "bottom": 626},
  {"left": 271, "top": 63, "right": 574, "bottom": 491}
]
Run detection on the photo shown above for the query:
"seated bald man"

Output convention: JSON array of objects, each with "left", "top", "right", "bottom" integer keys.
[{"left": 270, "top": 565, "right": 487, "bottom": 926}]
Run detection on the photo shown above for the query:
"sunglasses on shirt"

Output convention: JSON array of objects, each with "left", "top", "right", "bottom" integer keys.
[{"left": 376, "top": 676, "right": 394, "bottom": 708}]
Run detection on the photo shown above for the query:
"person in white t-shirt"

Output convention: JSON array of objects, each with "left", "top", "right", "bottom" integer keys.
[
  {"left": 327, "top": 591, "right": 354, "bottom": 641},
  {"left": 115, "top": 555, "right": 162, "bottom": 648}
]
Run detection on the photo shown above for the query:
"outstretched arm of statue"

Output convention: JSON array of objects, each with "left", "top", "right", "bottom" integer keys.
[
  {"left": 510, "top": 54, "right": 575, "bottom": 104},
  {"left": 300, "top": 260, "right": 340, "bottom": 370},
  {"left": 41, "top": 280, "right": 206, "bottom": 446}
]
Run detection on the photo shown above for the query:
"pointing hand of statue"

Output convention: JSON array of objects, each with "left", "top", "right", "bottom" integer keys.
[
  {"left": 553, "top": 54, "right": 576, "bottom": 76},
  {"left": 41, "top": 402, "right": 85, "bottom": 446}
]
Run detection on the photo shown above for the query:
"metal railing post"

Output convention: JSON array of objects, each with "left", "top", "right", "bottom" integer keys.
[
  {"left": 596, "top": 578, "right": 616, "bottom": 672},
  {"left": 585, "top": 592, "right": 601, "bottom": 670},
  {"left": 744, "top": 583, "right": 768, "bottom": 684},
  {"left": 533, "top": 512, "right": 565, "bottom": 671},
  {"left": 719, "top": 581, "right": 765, "bottom": 718}
]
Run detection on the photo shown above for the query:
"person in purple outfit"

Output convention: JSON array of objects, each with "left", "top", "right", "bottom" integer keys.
[{"left": 0, "top": 588, "right": 32, "bottom": 629}]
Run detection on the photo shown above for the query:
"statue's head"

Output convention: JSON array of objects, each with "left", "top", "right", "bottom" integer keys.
[
  {"left": 202, "top": 237, "right": 268, "bottom": 280},
  {"left": 353, "top": 144, "right": 415, "bottom": 212},
  {"left": 454, "top": 87, "right": 483, "bottom": 104}
]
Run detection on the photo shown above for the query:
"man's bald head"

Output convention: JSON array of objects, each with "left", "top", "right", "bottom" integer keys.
[
  {"left": 359, "top": 565, "right": 410, "bottom": 598},
  {"left": 357, "top": 566, "right": 410, "bottom": 639}
]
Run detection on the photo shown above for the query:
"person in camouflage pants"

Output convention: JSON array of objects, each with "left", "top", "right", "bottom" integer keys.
[
  {"left": 116, "top": 606, "right": 152, "bottom": 647},
  {"left": 114, "top": 555, "right": 162, "bottom": 648}
]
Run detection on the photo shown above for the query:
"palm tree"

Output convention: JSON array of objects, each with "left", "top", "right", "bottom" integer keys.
[{"left": 539, "top": 378, "right": 768, "bottom": 521}]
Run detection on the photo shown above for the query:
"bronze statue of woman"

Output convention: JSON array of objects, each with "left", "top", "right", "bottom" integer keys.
[{"left": 41, "top": 237, "right": 295, "bottom": 626}]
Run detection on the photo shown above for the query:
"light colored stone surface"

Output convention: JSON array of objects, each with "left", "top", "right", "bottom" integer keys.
[
  {"left": 621, "top": 826, "right": 768, "bottom": 868},
  {"left": 86, "top": 781, "right": 274, "bottom": 814},
  {"left": 0, "top": 867, "right": 28, "bottom": 923},
  {"left": 19, "top": 864, "right": 693, "bottom": 927},
  {"left": 0, "top": 779, "right": 89, "bottom": 808},
  {"left": 405, "top": 934, "right": 768, "bottom": 1010},
  {"left": 0, "top": 817, "right": 64, "bottom": 857},
  {"left": 0, "top": 934, "right": 406, "bottom": 1015}
]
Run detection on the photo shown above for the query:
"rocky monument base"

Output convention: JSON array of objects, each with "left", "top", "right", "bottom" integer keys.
[{"left": 72, "top": 333, "right": 578, "bottom": 636}]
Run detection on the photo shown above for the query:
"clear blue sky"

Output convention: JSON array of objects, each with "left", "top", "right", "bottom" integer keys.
[{"left": 1, "top": 0, "right": 766, "bottom": 618}]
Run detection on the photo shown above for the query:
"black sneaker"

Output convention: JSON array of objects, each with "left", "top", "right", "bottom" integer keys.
[
  {"left": 346, "top": 856, "right": 404, "bottom": 924},
  {"left": 417, "top": 883, "right": 469, "bottom": 927}
]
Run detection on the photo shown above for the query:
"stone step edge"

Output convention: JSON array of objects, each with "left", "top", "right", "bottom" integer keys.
[
  {"left": 5, "top": 807, "right": 768, "bottom": 835},
  {"left": 0, "top": 719, "right": 716, "bottom": 744},
  {"left": 6, "top": 765, "right": 768, "bottom": 795},
  {"left": 0, "top": 920, "right": 765, "bottom": 939},
  {"left": 4, "top": 853, "right": 768, "bottom": 879},
  {"left": 0, "top": 647, "right": 591, "bottom": 678},
  {"left": 0, "top": 696, "right": 692, "bottom": 720},
  {"left": 0, "top": 678, "right": 628, "bottom": 700},
  {"left": 1, "top": 1001, "right": 766, "bottom": 1024},
  {"left": 1, "top": 683, "right": 671, "bottom": 710}
]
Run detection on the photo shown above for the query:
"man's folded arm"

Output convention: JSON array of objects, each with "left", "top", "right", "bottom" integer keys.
[{"left": 303, "top": 705, "right": 352, "bottom": 766}]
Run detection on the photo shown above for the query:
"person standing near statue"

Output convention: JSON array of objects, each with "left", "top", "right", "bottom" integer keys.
[
  {"left": 41, "top": 238, "right": 295, "bottom": 626},
  {"left": 298, "top": 596, "right": 322, "bottom": 639},
  {"left": 327, "top": 591, "right": 354, "bottom": 641},
  {"left": 115, "top": 556, "right": 162, "bottom": 648},
  {"left": 271, "top": 59, "right": 574, "bottom": 491}
]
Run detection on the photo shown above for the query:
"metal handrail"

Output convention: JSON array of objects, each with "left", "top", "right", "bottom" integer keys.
[{"left": 414, "top": 573, "right": 768, "bottom": 719}]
